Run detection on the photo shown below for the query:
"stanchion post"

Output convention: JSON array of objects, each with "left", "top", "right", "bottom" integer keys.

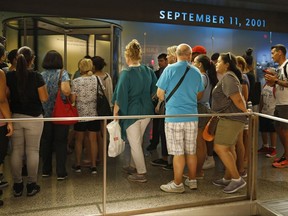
[
  {"left": 102, "top": 119, "right": 107, "bottom": 215},
  {"left": 247, "top": 114, "right": 258, "bottom": 200}
]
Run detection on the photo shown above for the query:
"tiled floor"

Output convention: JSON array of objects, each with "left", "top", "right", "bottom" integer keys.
[{"left": 0, "top": 136, "right": 288, "bottom": 215}]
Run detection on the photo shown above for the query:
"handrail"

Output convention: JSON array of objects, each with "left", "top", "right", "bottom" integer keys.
[{"left": 1, "top": 111, "right": 287, "bottom": 215}]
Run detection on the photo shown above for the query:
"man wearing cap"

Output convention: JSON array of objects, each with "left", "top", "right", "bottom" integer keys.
[{"left": 191, "top": 45, "right": 207, "bottom": 62}]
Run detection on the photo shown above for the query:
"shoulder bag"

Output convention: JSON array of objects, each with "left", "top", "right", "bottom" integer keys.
[
  {"left": 52, "top": 69, "right": 79, "bottom": 125},
  {"left": 156, "top": 66, "right": 190, "bottom": 115},
  {"left": 96, "top": 76, "right": 113, "bottom": 116}
]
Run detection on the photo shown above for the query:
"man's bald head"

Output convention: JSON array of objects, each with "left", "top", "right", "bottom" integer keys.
[{"left": 176, "top": 43, "right": 192, "bottom": 61}]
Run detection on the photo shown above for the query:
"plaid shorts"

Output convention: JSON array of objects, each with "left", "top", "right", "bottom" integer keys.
[{"left": 165, "top": 121, "right": 198, "bottom": 155}]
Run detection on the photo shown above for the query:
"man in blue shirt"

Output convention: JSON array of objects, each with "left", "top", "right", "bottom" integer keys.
[{"left": 157, "top": 43, "right": 204, "bottom": 193}]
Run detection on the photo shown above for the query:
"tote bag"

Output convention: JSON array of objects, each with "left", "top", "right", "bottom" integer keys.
[{"left": 52, "top": 90, "right": 79, "bottom": 125}]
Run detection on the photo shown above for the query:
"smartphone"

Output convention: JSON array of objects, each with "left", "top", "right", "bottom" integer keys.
[{"left": 262, "top": 69, "right": 275, "bottom": 75}]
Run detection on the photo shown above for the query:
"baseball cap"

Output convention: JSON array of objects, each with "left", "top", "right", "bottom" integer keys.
[{"left": 192, "top": 45, "right": 207, "bottom": 54}]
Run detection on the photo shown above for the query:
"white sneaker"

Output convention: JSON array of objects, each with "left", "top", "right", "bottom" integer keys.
[
  {"left": 202, "top": 157, "right": 215, "bottom": 170},
  {"left": 184, "top": 179, "right": 197, "bottom": 190},
  {"left": 160, "top": 181, "right": 185, "bottom": 193}
]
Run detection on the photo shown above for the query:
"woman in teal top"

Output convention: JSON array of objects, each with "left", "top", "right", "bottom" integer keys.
[{"left": 112, "top": 39, "right": 157, "bottom": 183}]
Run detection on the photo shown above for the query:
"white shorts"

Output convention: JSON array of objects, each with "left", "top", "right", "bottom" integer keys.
[{"left": 165, "top": 121, "right": 198, "bottom": 155}]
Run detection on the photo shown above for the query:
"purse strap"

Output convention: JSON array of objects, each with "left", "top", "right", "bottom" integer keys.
[
  {"left": 57, "top": 69, "right": 64, "bottom": 89},
  {"left": 166, "top": 65, "right": 190, "bottom": 103},
  {"left": 96, "top": 76, "right": 105, "bottom": 94}
]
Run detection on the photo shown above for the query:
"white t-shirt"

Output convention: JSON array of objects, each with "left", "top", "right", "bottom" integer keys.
[
  {"left": 261, "top": 85, "right": 276, "bottom": 115},
  {"left": 275, "top": 59, "right": 288, "bottom": 105}
]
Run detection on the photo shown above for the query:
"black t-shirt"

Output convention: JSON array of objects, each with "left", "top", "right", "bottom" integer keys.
[{"left": 6, "top": 71, "right": 45, "bottom": 117}]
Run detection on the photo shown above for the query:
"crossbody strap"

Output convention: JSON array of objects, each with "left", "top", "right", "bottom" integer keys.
[
  {"left": 57, "top": 69, "right": 64, "bottom": 89},
  {"left": 166, "top": 66, "right": 190, "bottom": 103}
]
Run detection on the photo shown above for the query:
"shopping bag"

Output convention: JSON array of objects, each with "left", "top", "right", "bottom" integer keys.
[{"left": 106, "top": 120, "right": 125, "bottom": 157}]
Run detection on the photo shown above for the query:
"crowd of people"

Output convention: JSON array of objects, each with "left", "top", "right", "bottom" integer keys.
[{"left": 0, "top": 36, "right": 288, "bottom": 206}]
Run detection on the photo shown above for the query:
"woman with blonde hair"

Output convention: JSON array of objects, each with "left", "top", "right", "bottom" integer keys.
[
  {"left": 167, "top": 45, "right": 177, "bottom": 64},
  {"left": 112, "top": 39, "right": 157, "bottom": 183},
  {"left": 71, "top": 58, "right": 101, "bottom": 174}
]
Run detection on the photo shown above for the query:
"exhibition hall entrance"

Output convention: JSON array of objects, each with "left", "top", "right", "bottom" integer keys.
[{"left": 2, "top": 16, "right": 122, "bottom": 83}]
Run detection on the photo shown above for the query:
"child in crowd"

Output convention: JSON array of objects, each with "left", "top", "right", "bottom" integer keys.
[{"left": 258, "top": 84, "right": 277, "bottom": 157}]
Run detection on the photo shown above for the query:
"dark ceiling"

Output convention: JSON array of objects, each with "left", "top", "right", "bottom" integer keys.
[{"left": 170, "top": 0, "right": 288, "bottom": 13}]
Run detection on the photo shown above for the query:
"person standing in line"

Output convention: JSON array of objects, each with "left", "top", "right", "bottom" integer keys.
[
  {"left": 40, "top": 50, "right": 71, "bottom": 180},
  {"left": 70, "top": 58, "right": 100, "bottom": 174},
  {"left": 158, "top": 44, "right": 204, "bottom": 193},
  {"left": 6, "top": 46, "right": 48, "bottom": 197},
  {"left": 92, "top": 56, "right": 113, "bottom": 164},
  {"left": 0, "top": 68, "right": 13, "bottom": 206},
  {"left": 264, "top": 44, "right": 288, "bottom": 168},
  {"left": 257, "top": 84, "right": 277, "bottom": 158},
  {"left": 192, "top": 54, "right": 215, "bottom": 178},
  {"left": 0, "top": 44, "right": 12, "bottom": 192},
  {"left": 147, "top": 53, "right": 168, "bottom": 153},
  {"left": 112, "top": 39, "right": 157, "bottom": 183},
  {"left": 211, "top": 52, "right": 248, "bottom": 194}
]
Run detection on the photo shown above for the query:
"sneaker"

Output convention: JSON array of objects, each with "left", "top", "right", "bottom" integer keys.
[
  {"left": 273, "top": 156, "right": 285, "bottom": 163},
  {"left": 127, "top": 173, "right": 147, "bottom": 183},
  {"left": 258, "top": 146, "right": 269, "bottom": 154},
  {"left": 162, "top": 164, "right": 173, "bottom": 171},
  {"left": 212, "top": 178, "right": 231, "bottom": 187},
  {"left": 272, "top": 158, "right": 288, "bottom": 168},
  {"left": 72, "top": 165, "right": 81, "bottom": 173},
  {"left": 240, "top": 170, "right": 247, "bottom": 178},
  {"left": 57, "top": 175, "right": 67, "bottom": 181},
  {"left": 122, "top": 166, "right": 137, "bottom": 174},
  {"left": 91, "top": 167, "right": 97, "bottom": 174},
  {"left": 26, "top": 183, "right": 40, "bottom": 196},
  {"left": 223, "top": 178, "right": 246, "bottom": 194},
  {"left": 151, "top": 159, "right": 168, "bottom": 167},
  {"left": 13, "top": 182, "right": 24, "bottom": 197},
  {"left": 0, "top": 175, "right": 8, "bottom": 188},
  {"left": 202, "top": 157, "right": 215, "bottom": 170},
  {"left": 184, "top": 178, "right": 197, "bottom": 190},
  {"left": 42, "top": 173, "right": 51, "bottom": 178},
  {"left": 160, "top": 181, "right": 185, "bottom": 193},
  {"left": 266, "top": 148, "right": 277, "bottom": 158}
]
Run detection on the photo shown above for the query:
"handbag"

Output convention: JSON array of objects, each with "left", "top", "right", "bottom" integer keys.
[
  {"left": 155, "top": 66, "right": 190, "bottom": 115},
  {"left": 106, "top": 120, "right": 125, "bottom": 157},
  {"left": 52, "top": 69, "right": 79, "bottom": 125},
  {"left": 202, "top": 116, "right": 220, "bottom": 141},
  {"left": 96, "top": 76, "right": 112, "bottom": 116}
]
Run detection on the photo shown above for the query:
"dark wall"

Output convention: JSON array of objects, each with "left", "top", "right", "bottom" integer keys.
[{"left": 2, "top": 0, "right": 288, "bottom": 32}]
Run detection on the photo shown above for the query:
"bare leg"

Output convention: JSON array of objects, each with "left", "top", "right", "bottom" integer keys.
[
  {"left": 74, "top": 131, "right": 84, "bottom": 166},
  {"left": 88, "top": 131, "right": 98, "bottom": 167},
  {"left": 173, "top": 155, "right": 185, "bottom": 185},
  {"left": 236, "top": 130, "right": 245, "bottom": 173},
  {"left": 214, "top": 143, "right": 240, "bottom": 179},
  {"left": 186, "top": 154, "right": 197, "bottom": 180},
  {"left": 196, "top": 128, "right": 206, "bottom": 177}
]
